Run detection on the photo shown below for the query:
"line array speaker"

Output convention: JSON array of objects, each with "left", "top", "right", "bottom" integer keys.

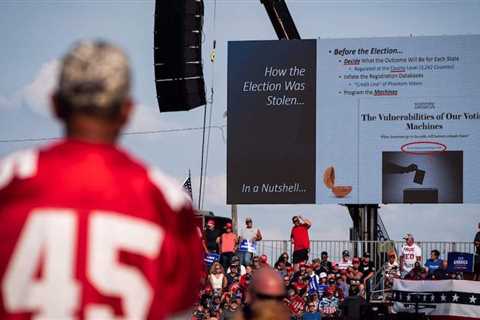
[{"left": 154, "top": 0, "right": 206, "bottom": 112}]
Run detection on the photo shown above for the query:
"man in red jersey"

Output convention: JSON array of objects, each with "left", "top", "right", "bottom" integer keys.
[
  {"left": 290, "top": 215, "right": 312, "bottom": 269},
  {"left": 0, "top": 41, "right": 203, "bottom": 320}
]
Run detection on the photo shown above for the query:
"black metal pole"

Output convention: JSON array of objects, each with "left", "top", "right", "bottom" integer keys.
[{"left": 260, "top": 0, "right": 300, "bottom": 40}]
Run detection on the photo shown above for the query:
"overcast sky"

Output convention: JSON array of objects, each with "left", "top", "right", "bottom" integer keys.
[{"left": 0, "top": 0, "right": 479, "bottom": 243}]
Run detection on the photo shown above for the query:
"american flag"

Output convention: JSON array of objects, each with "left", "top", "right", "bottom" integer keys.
[
  {"left": 182, "top": 174, "right": 193, "bottom": 200},
  {"left": 393, "top": 279, "right": 480, "bottom": 319}
]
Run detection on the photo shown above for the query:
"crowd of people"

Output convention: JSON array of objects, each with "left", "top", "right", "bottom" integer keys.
[
  {"left": 386, "top": 233, "right": 467, "bottom": 282},
  {"left": 195, "top": 218, "right": 480, "bottom": 320},
  {"left": 382, "top": 233, "right": 470, "bottom": 300},
  {"left": 194, "top": 250, "right": 376, "bottom": 319},
  {"left": 195, "top": 215, "right": 377, "bottom": 319}
]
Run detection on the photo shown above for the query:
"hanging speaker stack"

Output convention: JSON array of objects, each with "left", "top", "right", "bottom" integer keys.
[{"left": 154, "top": 0, "right": 206, "bottom": 112}]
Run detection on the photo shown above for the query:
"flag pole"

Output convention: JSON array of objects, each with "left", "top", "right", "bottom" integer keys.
[{"left": 189, "top": 169, "right": 194, "bottom": 206}]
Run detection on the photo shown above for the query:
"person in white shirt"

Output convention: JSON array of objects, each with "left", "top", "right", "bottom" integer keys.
[
  {"left": 238, "top": 217, "right": 262, "bottom": 266},
  {"left": 336, "top": 250, "right": 353, "bottom": 271},
  {"left": 227, "top": 255, "right": 247, "bottom": 276},
  {"left": 383, "top": 250, "right": 400, "bottom": 291},
  {"left": 400, "top": 233, "right": 422, "bottom": 277}
]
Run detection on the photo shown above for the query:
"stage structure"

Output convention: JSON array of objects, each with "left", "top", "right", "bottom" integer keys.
[{"left": 260, "top": 0, "right": 300, "bottom": 40}]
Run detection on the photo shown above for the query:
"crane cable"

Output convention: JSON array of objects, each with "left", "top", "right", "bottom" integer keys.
[{"left": 198, "top": 0, "right": 218, "bottom": 210}]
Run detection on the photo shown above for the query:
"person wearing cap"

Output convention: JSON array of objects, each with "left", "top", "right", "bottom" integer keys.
[
  {"left": 292, "top": 273, "right": 308, "bottom": 297},
  {"left": 291, "top": 261, "right": 308, "bottom": 283},
  {"left": 228, "top": 255, "right": 247, "bottom": 276},
  {"left": 259, "top": 254, "right": 269, "bottom": 267},
  {"left": 328, "top": 276, "right": 345, "bottom": 302},
  {"left": 358, "top": 252, "right": 375, "bottom": 299},
  {"left": 317, "top": 272, "right": 329, "bottom": 298},
  {"left": 319, "top": 286, "right": 340, "bottom": 318},
  {"left": 0, "top": 41, "right": 204, "bottom": 319},
  {"left": 204, "top": 219, "right": 222, "bottom": 254},
  {"left": 318, "top": 251, "right": 333, "bottom": 274},
  {"left": 290, "top": 215, "right": 312, "bottom": 268},
  {"left": 400, "top": 233, "right": 422, "bottom": 277},
  {"left": 226, "top": 262, "right": 241, "bottom": 287},
  {"left": 337, "top": 250, "right": 353, "bottom": 271},
  {"left": 347, "top": 258, "right": 364, "bottom": 292},
  {"left": 238, "top": 217, "right": 262, "bottom": 267},
  {"left": 218, "top": 222, "right": 238, "bottom": 270}
]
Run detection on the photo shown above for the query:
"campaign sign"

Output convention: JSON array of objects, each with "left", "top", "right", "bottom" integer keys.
[
  {"left": 238, "top": 239, "right": 256, "bottom": 253},
  {"left": 447, "top": 252, "right": 474, "bottom": 272},
  {"left": 204, "top": 253, "right": 220, "bottom": 266}
]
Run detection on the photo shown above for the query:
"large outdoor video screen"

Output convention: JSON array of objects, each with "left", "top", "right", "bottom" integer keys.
[
  {"left": 227, "top": 40, "right": 316, "bottom": 204},
  {"left": 227, "top": 35, "right": 480, "bottom": 204}
]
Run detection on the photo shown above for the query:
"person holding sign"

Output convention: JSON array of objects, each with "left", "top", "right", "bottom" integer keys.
[{"left": 238, "top": 217, "right": 263, "bottom": 266}]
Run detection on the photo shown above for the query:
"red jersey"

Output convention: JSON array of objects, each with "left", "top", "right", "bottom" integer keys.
[
  {"left": 0, "top": 140, "right": 203, "bottom": 320},
  {"left": 290, "top": 224, "right": 310, "bottom": 251}
]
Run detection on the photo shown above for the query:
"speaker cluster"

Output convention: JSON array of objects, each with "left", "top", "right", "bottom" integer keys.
[{"left": 154, "top": 0, "right": 206, "bottom": 112}]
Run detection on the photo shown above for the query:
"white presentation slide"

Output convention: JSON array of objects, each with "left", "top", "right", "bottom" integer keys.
[{"left": 316, "top": 35, "right": 480, "bottom": 204}]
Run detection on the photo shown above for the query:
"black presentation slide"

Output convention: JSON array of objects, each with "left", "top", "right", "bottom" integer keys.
[{"left": 227, "top": 40, "right": 316, "bottom": 204}]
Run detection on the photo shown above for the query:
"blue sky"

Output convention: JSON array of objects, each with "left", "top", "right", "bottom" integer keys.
[{"left": 0, "top": 0, "right": 479, "bottom": 242}]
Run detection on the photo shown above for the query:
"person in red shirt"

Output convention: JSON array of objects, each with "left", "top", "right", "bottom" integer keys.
[
  {"left": 218, "top": 223, "right": 238, "bottom": 270},
  {"left": 290, "top": 215, "right": 312, "bottom": 269},
  {"left": 259, "top": 254, "right": 270, "bottom": 267},
  {"left": 0, "top": 40, "right": 203, "bottom": 320},
  {"left": 286, "top": 288, "right": 305, "bottom": 318},
  {"left": 239, "top": 265, "right": 253, "bottom": 293}
]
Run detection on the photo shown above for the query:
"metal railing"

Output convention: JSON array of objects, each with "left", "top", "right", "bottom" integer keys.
[
  {"left": 256, "top": 239, "right": 474, "bottom": 300},
  {"left": 256, "top": 240, "right": 475, "bottom": 268}
]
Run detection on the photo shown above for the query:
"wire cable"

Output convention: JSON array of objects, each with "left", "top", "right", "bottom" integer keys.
[
  {"left": 201, "top": 0, "right": 218, "bottom": 209},
  {"left": 0, "top": 125, "right": 227, "bottom": 144}
]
